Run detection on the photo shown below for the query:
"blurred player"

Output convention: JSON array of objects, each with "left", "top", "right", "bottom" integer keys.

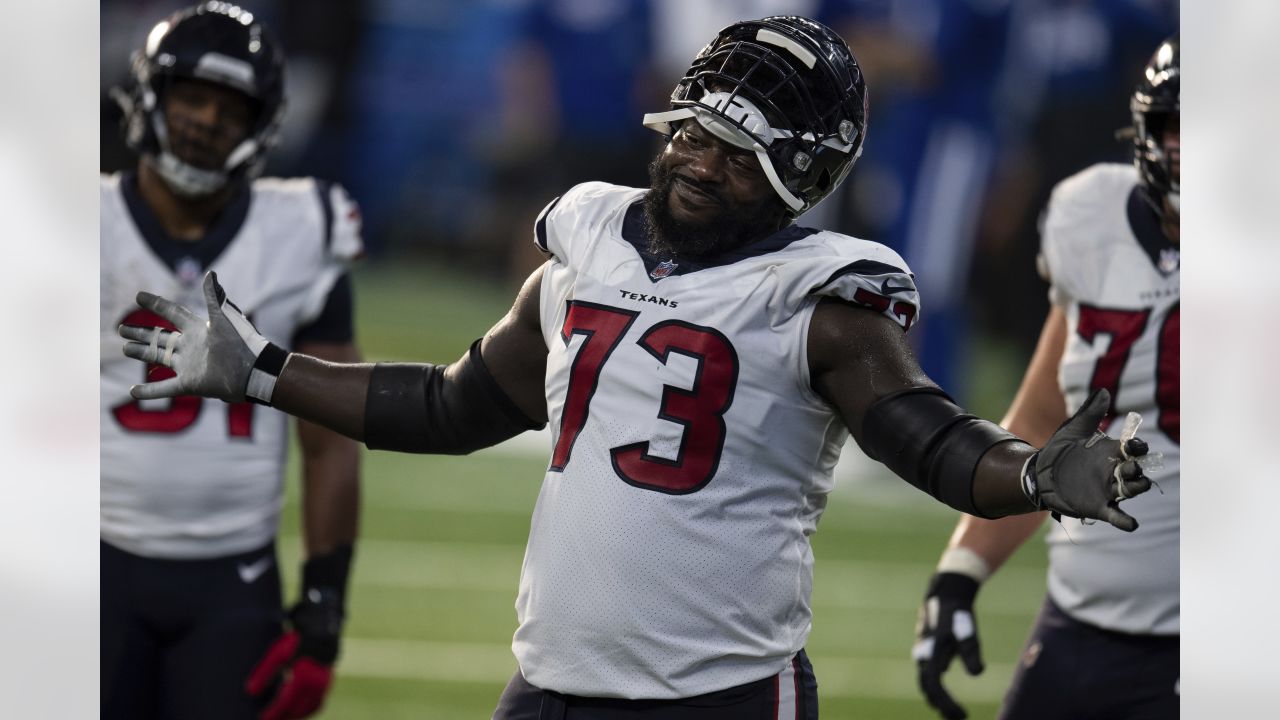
[
  {"left": 118, "top": 17, "right": 1155, "bottom": 718},
  {"left": 101, "top": 4, "right": 363, "bottom": 719},
  {"left": 911, "top": 36, "right": 1179, "bottom": 720}
]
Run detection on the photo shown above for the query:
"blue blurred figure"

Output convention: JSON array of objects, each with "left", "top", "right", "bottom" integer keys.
[
  {"left": 340, "top": 0, "right": 527, "bottom": 256},
  {"left": 819, "top": 0, "right": 1014, "bottom": 397},
  {"left": 973, "top": 0, "right": 1177, "bottom": 347},
  {"left": 499, "top": 0, "right": 658, "bottom": 282}
]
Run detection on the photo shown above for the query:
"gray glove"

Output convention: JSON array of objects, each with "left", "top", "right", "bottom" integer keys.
[
  {"left": 118, "top": 271, "right": 286, "bottom": 405},
  {"left": 1023, "top": 389, "right": 1153, "bottom": 531}
]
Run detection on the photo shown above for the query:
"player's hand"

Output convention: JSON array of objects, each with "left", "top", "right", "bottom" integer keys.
[
  {"left": 912, "top": 572, "right": 983, "bottom": 720},
  {"left": 119, "top": 271, "right": 279, "bottom": 404},
  {"left": 1023, "top": 389, "right": 1154, "bottom": 531},
  {"left": 245, "top": 589, "right": 343, "bottom": 720}
]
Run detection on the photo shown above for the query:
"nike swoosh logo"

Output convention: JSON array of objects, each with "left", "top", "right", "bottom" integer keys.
[
  {"left": 237, "top": 555, "right": 275, "bottom": 584},
  {"left": 880, "top": 279, "right": 913, "bottom": 296}
]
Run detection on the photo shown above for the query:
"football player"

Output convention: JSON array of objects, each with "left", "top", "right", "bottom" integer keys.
[
  {"left": 911, "top": 36, "right": 1179, "bottom": 720},
  {"left": 118, "top": 17, "right": 1155, "bottom": 719},
  {"left": 101, "top": 4, "right": 362, "bottom": 719}
]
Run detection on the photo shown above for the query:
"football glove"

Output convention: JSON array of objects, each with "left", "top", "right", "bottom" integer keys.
[
  {"left": 912, "top": 550, "right": 988, "bottom": 720},
  {"left": 1021, "top": 389, "right": 1153, "bottom": 531},
  {"left": 119, "top": 271, "right": 288, "bottom": 405},
  {"left": 246, "top": 545, "right": 352, "bottom": 720}
]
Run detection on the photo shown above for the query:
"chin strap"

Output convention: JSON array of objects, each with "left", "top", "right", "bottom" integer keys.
[
  {"left": 149, "top": 151, "right": 229, "bottom": 197},
  {"left": 145, "top": 103, "right": 261, "bottom": 197}
]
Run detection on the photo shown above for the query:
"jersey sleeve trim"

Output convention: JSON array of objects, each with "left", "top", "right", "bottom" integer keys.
[
  {"left": 534, "top": 195, "right": 562, "bottom": 255},
  {"left": 315, "top": 179, "right": 335, "bottom": 250},
  {"left": 814, "top": 259, "right": 910, "bottom": 293}
]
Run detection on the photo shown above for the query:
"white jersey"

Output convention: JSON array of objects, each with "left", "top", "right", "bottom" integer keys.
[
  {"left": 100, "top": 173, "right": 362, "bottom": 560},
  {"left": 514, "top": 182, "right": 921, "bottom": 698},
  {"left": 1040, "top": 164, "right": 1180, "bottom": 635}
]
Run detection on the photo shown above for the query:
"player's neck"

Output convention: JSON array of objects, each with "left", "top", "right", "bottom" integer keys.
[{"left": 137, "top": 161, "right": 236, "bottom": 242}]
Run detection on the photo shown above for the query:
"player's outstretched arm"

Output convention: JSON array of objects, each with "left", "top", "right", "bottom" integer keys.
[
  {"left": 807, "top": 298, "right": 1153, "bottom": 526},
  {"left": 912, "top": 306, "right": 1068, "bottom": 720},
  {"left": 120, "top": 268, "right": 549, "bottom": 452}
]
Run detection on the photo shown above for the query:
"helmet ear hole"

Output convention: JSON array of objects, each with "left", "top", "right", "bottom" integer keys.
[{"left": 815, "top": 168, "right": 833, "bottom": 193}]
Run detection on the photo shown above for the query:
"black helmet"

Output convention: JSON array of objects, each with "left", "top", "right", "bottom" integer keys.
[
  {"left": 1130, "top": 35, "right": 1179, "bottom": 215},
  {"left": 643, "top": 16, "right": 869, "bottom": 217},
  {"left": 117, "top": 2, "right": 285, "bottom": 195}
]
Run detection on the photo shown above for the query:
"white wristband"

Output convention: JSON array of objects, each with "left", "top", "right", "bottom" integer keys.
[{"left": 937, "top": 547, "right": 991, "bottom": 584}]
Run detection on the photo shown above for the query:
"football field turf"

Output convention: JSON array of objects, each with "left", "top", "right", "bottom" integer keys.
[{"left": 276, "top": 261, "right": 1047, "bottom": 719}]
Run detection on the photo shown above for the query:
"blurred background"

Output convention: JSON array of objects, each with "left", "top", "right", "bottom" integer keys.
[
  {"left": 102, "top": 0, "right": 1179, "bottom": 396},
  {"left": 94, "top": 1, "right": 1181, "bottom": 718}
]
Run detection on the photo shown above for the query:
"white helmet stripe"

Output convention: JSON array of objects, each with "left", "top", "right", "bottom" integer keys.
[{"left": 755, "top": 28, "right": 817, "bottom": 69}]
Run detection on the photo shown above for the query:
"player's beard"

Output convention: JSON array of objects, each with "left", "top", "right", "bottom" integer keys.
[{"left": 643, "top": 155, "right": 784, "bottom": 261}]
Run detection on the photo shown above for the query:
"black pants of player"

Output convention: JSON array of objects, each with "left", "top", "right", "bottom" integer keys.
[
  {"left": 493, "top": 649, "right": 818, "bottom": 720},
  {"left": 999, "top": 596, "right": 1179, "bottom": 719},
  {"left": 101, "top": 540, "right": 284, "bottom": 720}
]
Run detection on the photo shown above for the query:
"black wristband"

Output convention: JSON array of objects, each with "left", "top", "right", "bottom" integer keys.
[
  {"left": 246, "top": 342, "right": 290, "bottom": 406},
  {"left": 301, "top": 544, "right": 353, "bottom": 605},
  {"left": 1021, "top": 452, "right": 1042, "bottom": 508}
]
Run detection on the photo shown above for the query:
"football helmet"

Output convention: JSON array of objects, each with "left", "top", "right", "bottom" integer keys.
[
  {"left": 643, "top": 16, "right": 869, "bottom": 217},
  {"left": 1130, "top": 35, "right": 1179, "bottom": 215},
  {"left": 117, "top": 2, "right": 285, "bottom": 196}
]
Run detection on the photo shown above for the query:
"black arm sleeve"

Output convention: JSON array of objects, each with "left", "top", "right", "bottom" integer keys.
[
  {"left": 858, "top": 387, "right": 1025, "bottom": 517},
  {"left": 363, "top": 340, "right": 545, "bottom": 454}
]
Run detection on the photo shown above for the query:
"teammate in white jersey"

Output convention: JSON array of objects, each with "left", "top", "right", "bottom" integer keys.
[
  {"left": 117, "top": 17, "right": 1157, "bottom": 719},
  {"left": 912, "top": 36, "right": 1179, "bottom": 720},
  {"left": 101, "top": 5, "right": 362, "bottom": 719}
]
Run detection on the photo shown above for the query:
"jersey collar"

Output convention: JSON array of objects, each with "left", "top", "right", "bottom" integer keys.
[
  {"left": 121, "top": 170, "right": 252, "bottom": 282},
  {"left": 620, "top": 201, "right": 819, "bottom": 281},
  {"left": 1126, "top": 186, "right": 1179, "bottom": 277}
]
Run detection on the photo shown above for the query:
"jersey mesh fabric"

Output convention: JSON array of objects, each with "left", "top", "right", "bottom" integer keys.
[{"left": 515, "top": 182, "right": 917, "bottom": 697}]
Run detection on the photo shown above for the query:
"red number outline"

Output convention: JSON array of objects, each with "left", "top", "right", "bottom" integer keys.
[
  {"left": 549, "top": 301, "right": 639, "bottom": 471},
  {"left": 1075, "top": 302, "right": 1178, "bottom": 443},
  {"left": 610, "top": 320, "right": 739, "bottom": 494}
]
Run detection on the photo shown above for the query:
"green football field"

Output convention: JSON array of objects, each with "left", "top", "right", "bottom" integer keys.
[{"left": 276, "top": 261, "right": 1048, "bottom": 719}]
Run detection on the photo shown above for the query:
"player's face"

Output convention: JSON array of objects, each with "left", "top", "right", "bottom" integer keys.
[
  {"left": 661, "top": 121, "right": 774, "bottom": 223},
  {"left": 643, "top": 120, "right": 786, "bottom": 259},
  {"left": 162, "top": 78, "right": 255, "bottom": 170}
]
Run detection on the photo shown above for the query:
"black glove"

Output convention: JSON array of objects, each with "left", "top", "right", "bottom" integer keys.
[
  {"left": 913, "top": 571, "right": 983, "bottom": 720},
  {"left": 246, "top": 545, "right": 352, "bottom": 720},
  {"left": 1022, "top": 389, "right": 1153, "bottom": 531}
]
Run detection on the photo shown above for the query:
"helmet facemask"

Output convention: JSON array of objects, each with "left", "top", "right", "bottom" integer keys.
[{"left": 1130, "top": 36, "right": 1179, "bottom": 219}]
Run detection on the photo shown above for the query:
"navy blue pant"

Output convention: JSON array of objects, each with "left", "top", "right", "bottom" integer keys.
[
  {"left": 101, "top": 540, "right": 284, "bottom": 720},
  {"left": 493, "top": 650, "right": 818, "bottom": 720},
  {"left": 1000, "top": 596, "right": 1179, "bottom": 719}
]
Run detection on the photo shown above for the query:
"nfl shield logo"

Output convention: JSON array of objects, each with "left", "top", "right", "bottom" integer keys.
[
  {"left": 1158, "top": 248, "right": 1180, "bottom": 275},
  {"left": 176, "top": 256, "right": 203, "bottom": 286},
  {"left": 650, "top": 259, "right": 678, "bottom": 280}
]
